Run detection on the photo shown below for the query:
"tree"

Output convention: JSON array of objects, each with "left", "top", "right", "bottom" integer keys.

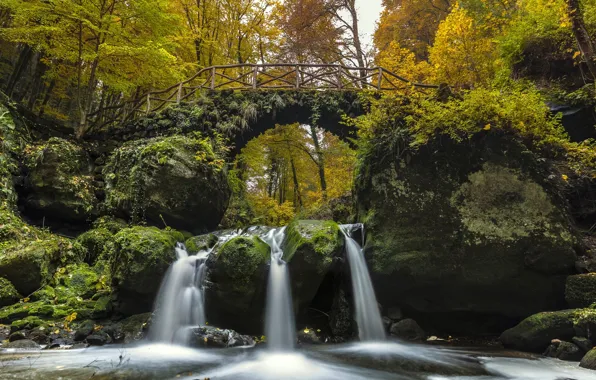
[{"left": 565, "top": 0, "right": 596, "bottom": 78}]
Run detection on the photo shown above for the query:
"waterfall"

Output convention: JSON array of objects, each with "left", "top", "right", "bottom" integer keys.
[
  {"left": 341, "top": 224, "right": 386, "bottom": 341},
  {"left": 150, "top": 243, "right": 209, "bottom": 344},
  {"left": 262, "top": 227, "right": 296, "bottom": 351}
]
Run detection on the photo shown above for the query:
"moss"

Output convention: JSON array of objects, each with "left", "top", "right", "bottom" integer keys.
[
  {"left": 283, "top": 220, "right": 341, "bottom": 273},
  {"left": 92, "top": 216, "right": 127, "bottom": 234},
  {"left": 76, "top": 228, "right": 115, "bottom": 264},
  {"left": 11, "top": 316, "right": 46, "bottom": 331},
  {"left": 0, "top": 277, "right": 21, "bottom": 307},
  {"left": 185, "top": 234, "right": 218, "bottom": 254},
  {"left": 214, "top": 236, "right": 270, "bottom": 292},
  {"left": 103, "top": 135, "right": 231, "bottom": 234},
  {"left": 567, "top": 274, "right": 596, "bottom": 308},
  {"left": 22, "top": 137, "right": 98, "bottom": 220}
]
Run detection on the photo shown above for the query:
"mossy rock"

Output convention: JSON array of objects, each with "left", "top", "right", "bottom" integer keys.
[
  {"left": 204, "top": 234, "right": 270, "bottom": 334},
  {"left": 0, "top": 103, "right": 27, "bottom": 211},
  {"left": 103, "top": 135, "right": 231, "bottom": 234},
  {"left": 356, "top": 132, "right": 577, "bottom": 332},
  {"left": 185, "top": 234, "right": 218, "bottom": 254},
  {"left": 76, "top": 228, "right": 116, "bottom": 264},
  {"left": 499, "top": 308, "right": 596, "bottom": 353},
  {"left": 22, "top": 137, "right": 98, "bottom": 224},
  {"left": 283, "top": 220, "right": 343, "bottom": 315},
  {"left": 0, "top": 277, "right": 21, "bottom": 307},
  {"left": 566, "top": 274, "right": 596, "bottom": 308},
  {"left": 110, "top": 226, "right": 178, "bottom": 315}
]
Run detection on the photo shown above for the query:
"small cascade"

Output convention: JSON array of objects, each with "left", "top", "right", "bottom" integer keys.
[
  {"left": 262, "top": 227, "right": 296, "bottom": 351},
  {"left": 341, "top": 224, "right": 386, "bottom": 341},
  {"left": 150, "top": 243, "right": 210, "bottom": 344}
]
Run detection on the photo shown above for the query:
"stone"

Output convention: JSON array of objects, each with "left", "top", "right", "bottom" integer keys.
[
  {"left": 74, "top": 320, "right": 95, "bottom": 341},
  {"left": 0, "top": 277, "right": 21, "bottom": 307},
  {"left": 283, "top": 220, "right": 343, "bottom": 316},
  {"left": 382, "top": 317, "right": 392, "bottom": 332},
  {"left": 187, "top": 326, "right": 254, "bottom": 349},
  {"left": 5, "top": 339, "right": 39, "bottom": 349},
  {"left": 110, "top": 227, "right": 179, "bottom": 315},
  {"left": 357, "top": 133, "right": 577, "bottom": 333},
  {"left": 499, "top": 310, "right": 576, "bottom": 352},
  {"left": 118, "top": 312, "right": 151, "bottom": 343},
  {"left": 70, "top": 343, "right": 90, "bottom": 349},
  {"left": 544, "top": 340, "right": 584, "bottom": 361},
  {"left": 297, "top": 328, "right": 323, "bottom": 345},
  {"left": 185, "top": 234, "right": 219, "bottom": 254},
  {"left": 390, "top": 319, "right": 426, "bottom": 341},
  {"left": 204, "top": 234, "right": 270, "bottom": 334},
  {"left": 328, "top": 287, "right": 353, "bottom": 339},
  {"left": 86, "top": 331, "right": 111, "bottom": 346},
  {"left": 21, "top": 137, "right": 98, "bottom": 225},
  {"left": 566, "top": 274, "right": 596, "bottom": 308},
  {"left": 103, "top": 135, "right": 231, "bottom": 234},
  {"left": 28, "top": 328, "right": 49, "bottom": 344},
  {"left": 8, "top": 330, "right": 26, "bottom": 342},
  {"left": 387, "top": 307, "right": 403, "bottom": 322},
  {"left": 573, "top": 336, "right": 594, "bottom": 353}
]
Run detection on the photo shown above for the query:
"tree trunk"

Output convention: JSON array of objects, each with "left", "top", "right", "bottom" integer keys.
[
  {"left": 6, "top": 44, "right": 32, "bottom": 97},
  {"left": 288, "top": 148, "right": 303, "bottom": 209},
  {"left": 566, "top": 0, "right": 596, "bottom": 79},
  {"left": 77, "top": 57, "right": 99, "bottom": 139},
  {"left": 345, "top": 0, "right": 367, "bottom": 80},
  {"left": 309, "top": 125, "right": 328, "bottom": 201}
]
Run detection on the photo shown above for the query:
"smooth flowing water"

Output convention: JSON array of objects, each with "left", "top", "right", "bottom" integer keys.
[
  {"left": 341, "top": 224, "right": 386, "bottom": 341},
  {"left": 150, "top": 244, "right": 209, "bottom": 344},
  {"left": 262, "top": 227, "right": 296, "bottom": 351}
]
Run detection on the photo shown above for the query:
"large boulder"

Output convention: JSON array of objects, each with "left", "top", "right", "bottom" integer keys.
[
  {"left": 110, "top": 226, "right": 180, "bottom": 315},
  {"left": 21, "top": 137, "right": 98, "bottom": 225},
  {"left": 283, "top": 220, "right": 343, "bottom": 315},
  {"left": 566, "top": 274, "right": 596, "bottom": 308},
  {"left": 103, "top": 135, "right": 231, "bottom": 234},
  {"left": 0, "top": 277, "right": 21, "bottom": 307},
  {"left": 187, "top": 326, "right": 254, "bottom": 348},
  {"left": 204, "top": 234, "right": 270, "bottom": 334},
  {"left": 357, "top": 132, "right": 577, "bottom": 332},
  {"left": 581, "top": 348, "right": 596, "bottom": 370}
]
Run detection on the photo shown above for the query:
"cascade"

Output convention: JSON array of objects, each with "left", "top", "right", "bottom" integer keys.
[
  {"left": 149, "top": 243, "right": 209, "bottom": 344},
  {"left": 262, "top": 227, "right": 296, "bottom": 351},
  {"left": 341, "top": 224, "right": 386, "bottom": 341}
]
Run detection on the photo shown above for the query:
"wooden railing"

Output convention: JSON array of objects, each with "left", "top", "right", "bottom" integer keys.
[{"left": 87, "top": 64, "right": 439, "bottom": 129}]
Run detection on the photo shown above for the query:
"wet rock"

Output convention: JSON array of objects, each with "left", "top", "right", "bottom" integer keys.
[
  {"left": 390, "top": 319, "right": 426, "bottom": 341},
  {"left": 573, "top": 336, "right": 594, "bottom": 352},
  {"left": 283, "top": 220, "right": 343, "bottom": 316},
  {"left": 103, "top": 135, "right": 231, "bottom": 234},
  {"left": 566, "top": 274, "right": 596, "bottom": 308},
  {"left": 500, "top": 310, "right": 575, "bottom": 352},
  {"left": 5, "top": 339, "right": 39, "bottom": 349},
  {"left": 544, "top": 340, "right": 584, "bottom": 361},
  {"left": 21, "top": 137, "right": 98, "bottom": 225},
  {"left": 110, "top": 227, "right": 179, "bottom": 315},
  {"left": 86, "top": 331, "right": 111, "bottom": 346},
  {"left": 205, "top": 234, "right": 270, "bottom": 334},
  {"left": 70, "top": 342, "right": 89, "bottom": 349},
  {"left": 187, "top": 326, "right": 254, "bottom": 348},
  {"left": 118, "top": 312, "right": 151, "bottom": 343},
  {"left": 387, "top": 307, "right": 403, "bottom": 322},
  {"left": 382, "top": 317, "right": 392, "bottom": 332},
  {"left": 185, "top": 234, "right": 219, "bottom": 254},
  {"left": 358, "top": 133, "right": 577, "bottom": 333},
  {"left": 28, "top": 328, "right": 49, "bottom": 344},
  {"left": 581, "top": 348, "right": 596, "bottom": 369},
  {"left": 74, "top": 320, "right": 95, "bottom": 341},
  {"left": 297, "top": 328, "right": 323, "bottom": 345},
  {"left": 8, "top": 330, "right": 26, "bottom": 342},
  {"left": 329, "top": 287, "right": 353, "bottom": 339}
]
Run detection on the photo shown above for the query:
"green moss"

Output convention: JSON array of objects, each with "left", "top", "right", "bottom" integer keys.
[
  {"left": 76, "top": 228, "right": 115, "bottom": 264},
  {"left": 11, "top": 316, "right": 46, "bottom": 331},
  {"left": 215, "top": 236, "right": 270, "bottom": 291},
  {"left": 0, "top": 277, "right": 21, "bottom": 307},
  {"left": 567, "top": 274, "right": 596, "bottom": 308},
  {"left": 283, "top": 220, "right": 341, "bottom": 274},
  {"left": 185, "top": 234, "right": 218, "bottom": 254}
]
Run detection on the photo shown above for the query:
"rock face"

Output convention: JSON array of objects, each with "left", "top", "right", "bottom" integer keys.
[
  {"left": 204, "top": 234, "right": 270, "bottom": 333},
  {"left": 21, "top": 137, "right": 98, "bottom": 225},
  {"left": 110, "top": 226, "right": 180, "bottom": 315},
  {"left": 283, "top": 220, "right": 343, "bottom": 315},
  {"left": 390, "top": 319, "right": 426, "bottom": 341},
  {"left": 356, "top": 132, "right": 577, "bottom": 332},
  {"left": 103, "top": 135, "right": 231, "bottom": 234},
  {"left": 566, "top": 274, "right": 596, "bottom": 308}
]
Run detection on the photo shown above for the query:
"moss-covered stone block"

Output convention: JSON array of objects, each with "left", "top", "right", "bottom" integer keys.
[
  {"left": 0, "top": 277, "right": 21, "bottom": 307},
  {"left": 566, "top": 274, "right": 596, "bottom": 308},
  {"left": 283, "top": 220, "right": 342, "bottom": 315},
  {"left": 103, "top": 135, "right": 231, "bottom": 234},
  {"left": 22, "top": 137, "right": 98, "bottom": 224},
  {"left": 110, "top": 226, "right": 178, "bottom": 315}
]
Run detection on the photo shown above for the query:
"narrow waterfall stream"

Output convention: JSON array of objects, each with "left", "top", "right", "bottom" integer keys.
[
  {"left": 150, "top": 243, "right": 209, "bottom": 344},
  {"left": 262, "top": 227, "right": 296, "bottom": 351},
  {"left": 341, "top": 224, "right": 386, "bottom": 341}
]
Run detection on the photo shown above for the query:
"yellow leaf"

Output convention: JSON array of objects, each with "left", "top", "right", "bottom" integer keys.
[
  {"left": 203, "top": 337, "right": 208, "bottom": 342},
  {"left": 573, "top": 51, "right": 582, "bottom": 60},
  {"left": 303, "top": 328, "right": 310, "bottom": 334},
  {"left": 483, "top": 124, "right": 491, "bottom": 131},
  {"left": 562, "top": 174, "right": 569, "bottom": 181},
  {"left": 54, "top": 329, "right": 60, "bottom": 334}
]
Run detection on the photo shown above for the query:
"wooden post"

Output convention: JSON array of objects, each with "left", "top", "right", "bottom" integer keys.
[
  {"left": 176, "top": 83, "right": 183, "bottom": 103},
  {"left": 253, "top": 66, "right": 258, "bottom": 89},
  {"left": 211, "top": 67, "right": 216, "bottom": 90},
  {"left": 146, "top": 93, "right": 151, "bottom": 115},
  {"left": 377, "top": 68, "right": 383, "bottom": 90},
  {"left": 295, "top": 65, "right": 300, "bottom": 89}
]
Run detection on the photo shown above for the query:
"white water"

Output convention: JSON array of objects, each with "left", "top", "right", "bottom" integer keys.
[
  {"left": 150, "top": 243, "right": 209, "bottom": 344},
  {"left": 263, "top": 227, "right": 296, "bottom": 351},
  {"left": 341, "top": 224, "right": 386, "bottom": 341}
]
